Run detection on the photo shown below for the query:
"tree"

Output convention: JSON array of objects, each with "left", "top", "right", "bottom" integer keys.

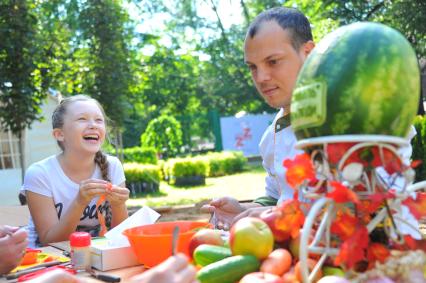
[
  {"left": 141, "top": 115, "right": 183, "bottom": 158},
  {"left": 0, "top": 0, "right": 46, "bottom": 178},
  {"left": 79, "top": 0, "right": 136, "bottom": 156},
  {"left": 323, "top": 0, "right": 426, "bottom": 61}
]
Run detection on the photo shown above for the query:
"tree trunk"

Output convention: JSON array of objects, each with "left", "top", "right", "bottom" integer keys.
[{"left": 18, "top": 131, "right": 25, "bottom": 182}]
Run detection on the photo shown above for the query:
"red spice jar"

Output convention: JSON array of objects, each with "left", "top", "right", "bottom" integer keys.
[{"left": 69, "top": 232, "right": 91, "bottom": 272}]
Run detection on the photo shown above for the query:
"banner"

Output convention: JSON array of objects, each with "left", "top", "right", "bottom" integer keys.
[{"left": 220, "top": 113, "right": 275, "bottom": 156}]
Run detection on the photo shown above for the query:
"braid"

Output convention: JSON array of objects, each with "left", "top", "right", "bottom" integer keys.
[
  {"left": 94, "top": 151, "right": 110, "bottom": 182},
  {"left": 94, "top": 150, "right": 112, "bottom": 229}
]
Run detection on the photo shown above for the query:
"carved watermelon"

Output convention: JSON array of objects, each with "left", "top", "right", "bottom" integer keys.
[{"left": 291, "top": 22, "right": 420, "bottom": 140}]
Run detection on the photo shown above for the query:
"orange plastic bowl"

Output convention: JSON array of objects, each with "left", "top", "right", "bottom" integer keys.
[{"left": 122, "top": 221, "right": 212, "bottom": 267}]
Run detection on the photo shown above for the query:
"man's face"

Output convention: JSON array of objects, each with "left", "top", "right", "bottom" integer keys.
[{"left": 244, "top": 20, "right": 313, "bottom": 110}]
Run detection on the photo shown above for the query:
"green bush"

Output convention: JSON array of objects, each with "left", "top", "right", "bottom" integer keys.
[
  {"left": 165, "top": 157, "right": 208, "bottom": 186},
  {"left": 412, "top": 115, "right": 426, "bottom": 182},
  {"left": 157, "top": 159, "right": 166, "bottom": 181},
  {"left": 201, "top": 151, "right": 247, "bottom": 177},
  {"left": 124, "top": 163, "right": 161, "bottom": 195},
  {"left": 124, "top": 163, "right": 161, "bottom": 184},
  {"left": 123, "top": 146, "right": 158, "bottom": 164},
  {"left": 162, "top": 151, "right": 247, "bottom": 186},
  {"left": 169, "top": 158, "right": 208, "bottom": 178}
]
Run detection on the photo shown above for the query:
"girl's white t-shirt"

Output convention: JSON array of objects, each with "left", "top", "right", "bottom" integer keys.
[{"left": 21, "top": 154, "right": 125, "bottom": 247}]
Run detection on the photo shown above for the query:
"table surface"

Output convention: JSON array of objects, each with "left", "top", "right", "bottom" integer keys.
[{"left": 1, "top": 243, "right": 146, "bottom": 283}]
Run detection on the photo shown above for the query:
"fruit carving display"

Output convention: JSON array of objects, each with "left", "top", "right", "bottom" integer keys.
[
  {"left": 291, "top": 22, "right": 420, "bottom": 140},
  {"left": 190, "top": 22, "right": 426, "bottom": 283}
]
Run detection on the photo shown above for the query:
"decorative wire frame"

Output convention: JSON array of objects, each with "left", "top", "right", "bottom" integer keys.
[{"left": 293, "top": 135, "right": 426, "bottom": 283}]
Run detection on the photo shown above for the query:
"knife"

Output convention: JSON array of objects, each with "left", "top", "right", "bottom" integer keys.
[
  {"left": 5, "top": 260, "right": 65, "bottom": 280},
  {"left": 87, "top": 269, "right": 121, "bottom": 282}
]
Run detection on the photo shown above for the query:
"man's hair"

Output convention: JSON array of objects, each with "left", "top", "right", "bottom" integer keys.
[{"left": 247, "top": 7, "right": 313, "bottom": 50}]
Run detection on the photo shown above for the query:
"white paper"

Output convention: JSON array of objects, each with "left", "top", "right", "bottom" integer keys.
[{"left": 105, "top": 206, "right": 161, "bottom": 247}]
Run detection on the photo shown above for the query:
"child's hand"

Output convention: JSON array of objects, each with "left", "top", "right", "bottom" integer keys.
[
  {"left": 77, "top": 179, "right": 109, "bottom": 205},
  {"left": 105, "top": 183, "right": 129, "bottom": 206}
]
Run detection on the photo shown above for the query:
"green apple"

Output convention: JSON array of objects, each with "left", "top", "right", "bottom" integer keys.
[
  {"left": 230, "top": 217, "right": 274, "bottom": 260},
  {"left": 322, "top": 266, "right": 345, "bottom": 277}
]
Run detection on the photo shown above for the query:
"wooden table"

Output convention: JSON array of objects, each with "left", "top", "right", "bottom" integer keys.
[{"left": 1, "top": 243, "right": 146, "bottom": 283}]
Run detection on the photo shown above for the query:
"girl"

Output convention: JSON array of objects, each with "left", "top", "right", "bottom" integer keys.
[{"left": 22, "top": 95, "right": 129, "bottom": 247}]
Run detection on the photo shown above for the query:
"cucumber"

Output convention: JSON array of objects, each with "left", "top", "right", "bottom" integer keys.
[
  {"left": 197, "top": 255, "right": 260, "bottom": 283},
  {"left": 194, "top": 244, "right": 232, "bottom": 266}
]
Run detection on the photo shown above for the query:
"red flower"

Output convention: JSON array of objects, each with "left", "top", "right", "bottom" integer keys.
[
  {"left": 331, "top": 210, "right": 358, "bottom": 240},
  {"left": 360, "top": 191, "right": 396, "bottom": 213},
  {"left": 411, "top": 160, "right": 422, "bottom": 169},
  {"left": 275, "top": 199, "right": 306, "bottom": 239},
  {"left": 283, "top": 153, "right": 316, "bottom": 189},
  {"left": 334, "top": 226, "right": 369, "bottom": 269},
  {"left": 326, "top": 181, "right": 359, "bottom": 204},
  {"left": 402, "top": 192, "right": 426, "bottom": 219},
  {"left": 366, "top": 243, "right": 391, "bottom": 269}
]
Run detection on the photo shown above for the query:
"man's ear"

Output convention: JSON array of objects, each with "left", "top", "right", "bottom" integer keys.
[
  {"left": 52, "top": 128, "right": 64, "bottom": 142},
  {"left": 303, "top": 40, "right": 315, "bottom": 56}
]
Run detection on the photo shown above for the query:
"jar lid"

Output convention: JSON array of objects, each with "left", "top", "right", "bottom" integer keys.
[{"left": 69, "top": 232, "right": 91, "bottom": 247}]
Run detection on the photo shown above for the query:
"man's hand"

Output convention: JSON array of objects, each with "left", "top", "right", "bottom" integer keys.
[
  {"left": 200, "top": 197, "right": 245, "bottom": 230},
  {"left": 0, "top": 226, "right": 28, "bottom": 275}
]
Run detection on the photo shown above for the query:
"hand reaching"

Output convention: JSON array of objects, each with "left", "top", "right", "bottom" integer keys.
[
  {"left": 0, "top": 226, "right": 28, "bottom": 275},
  {"left": 200, "top": 197, "right": 245, "bottom": 230}
]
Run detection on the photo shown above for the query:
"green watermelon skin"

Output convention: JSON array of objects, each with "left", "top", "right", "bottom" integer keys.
[{"left": 291, "top": 22, "right": 420, "bottom": 140}]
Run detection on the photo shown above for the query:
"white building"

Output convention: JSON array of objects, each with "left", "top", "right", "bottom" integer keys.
[{"left": 0, "top": 92, "right": 60, "bottom": 205}]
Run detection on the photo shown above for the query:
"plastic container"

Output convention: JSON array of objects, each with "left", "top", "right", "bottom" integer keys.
[
  {"left": 122, "top": 221, "right": 212, "bottom": 267},
  {"left": 69, "top": 231, "right": 91, "bottom": 272}
]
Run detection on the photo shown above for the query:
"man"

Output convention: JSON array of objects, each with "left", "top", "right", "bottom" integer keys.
[{"left": 201, "top": 7, "right": 315, "bottom": 229}]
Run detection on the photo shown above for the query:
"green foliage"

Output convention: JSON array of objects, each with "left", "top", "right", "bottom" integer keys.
[
  {"left": 123, "top": 163, "right": 161, "bottom": 184},
  {"left": 323, "top": 0, "right": 426, "bottom": 59},
  {"left": 163, "top": 151, "right": 247, "bottom": 183},
  {"left": 165, "top": 157, "right": 208, "bottom": 187},
  {"left": 412, "top": 116, "right": 426, "bottom": 182},
  {"left": 78, "top": 0, "right": 135, "bottom": 129},
  {"left": 123, "top": 147, "right": 158, "bottom": 165},
  {"left": 201, "top": 151, "right": 248, "bottom": 177},
  {"left": 0, "top": 1, "right": 46, "bottom": 135},
  {"left": 167, "top": 158, "right": 208, "bottom": 179},
  {"left": 141, "top": 115, "right": 183, "bottom": 158}
]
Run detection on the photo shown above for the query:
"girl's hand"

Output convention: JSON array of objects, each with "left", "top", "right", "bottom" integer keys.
[
  {"left": 76, "top": 179, "right": 108, "bottom": 206},
  {"left": 106, "top": 184, "right": 129, "bottom": 206}
]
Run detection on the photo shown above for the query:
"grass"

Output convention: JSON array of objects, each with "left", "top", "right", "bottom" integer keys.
[{"left": 126, "top": 164, "right": 266, "bottom": 208}]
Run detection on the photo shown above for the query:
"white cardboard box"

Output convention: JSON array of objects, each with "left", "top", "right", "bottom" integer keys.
[{"left": 90, "top": 238, "right": 139, "bottom": 271}]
